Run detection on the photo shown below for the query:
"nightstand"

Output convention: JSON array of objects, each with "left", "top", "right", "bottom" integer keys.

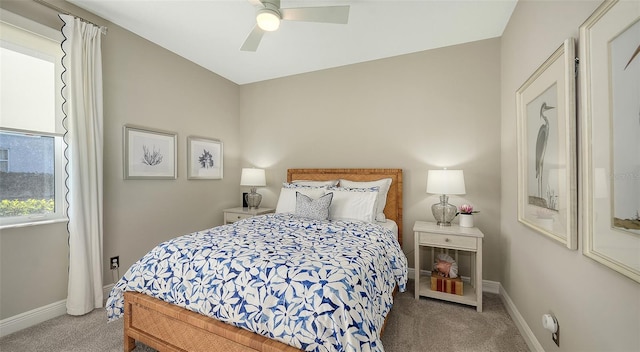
[
  {"left": 414, "top": 221, "right": 484, "bottom": 312},
  {"left": 223, "top": 207, "right": 275, "bottom": 224}
]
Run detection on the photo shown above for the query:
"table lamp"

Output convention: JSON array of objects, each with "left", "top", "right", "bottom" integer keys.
[
  {"left": 240, "top": 168, "right": 266, "bottom": 209},
  {"left": 426, "top": 169, "right": 466, "bottom": 226}
]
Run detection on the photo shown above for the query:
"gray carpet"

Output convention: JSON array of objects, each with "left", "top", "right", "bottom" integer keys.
[
  {"left": 382, "top": 280, "right": 529, "bottom": 352},
  {"left": 0, "top": 280, "right": 529, "bottom": 352}
]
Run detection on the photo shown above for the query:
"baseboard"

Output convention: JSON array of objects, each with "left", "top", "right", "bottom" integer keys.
[
  {"left": 482, "top": 278, "right": 500, "bottom": 294},
  {"left": 498, "top": 283, "right": 544, "bottom": 352},
  {"left": 0, "top": 284, "right": 116, "bottom": 338},
  {"left": 103, "top": 283, "right": 114, "bottom": 303},
  {"left": 0, "top": 299, "right": 67, "bottom": 337}
]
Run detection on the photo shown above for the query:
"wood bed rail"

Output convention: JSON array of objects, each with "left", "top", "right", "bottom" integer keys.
[{"left": 124, "top": 292, "right": 302, "bottom": 352}]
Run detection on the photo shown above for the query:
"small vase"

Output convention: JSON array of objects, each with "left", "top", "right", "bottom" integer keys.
[{"left": 459, "top": 214, "right": 474, "bottom": 228}]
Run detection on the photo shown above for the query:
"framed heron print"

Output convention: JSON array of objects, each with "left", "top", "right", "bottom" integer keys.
[
  {"left": 516, "top": 38, "right": 577, "bottom": 249},
  {"left": 580, "top": 0, "right": 640, "bottom": 283},
  {"left": 187, "top": 136, "right": 223, "bottom": 180},
  {"left": 124, "top": 125, "right": 177, "bottom": 180}
]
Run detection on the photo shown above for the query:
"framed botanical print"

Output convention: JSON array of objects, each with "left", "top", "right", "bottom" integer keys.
[
  {"left": 187, "top": 136, "right": 223, "bottom": 180},
  {"left": 124, "top": 125, "right": 177, "bottom": 180},
  {"left": 516, "top": 38, "right": 578, "bottom": 249}
]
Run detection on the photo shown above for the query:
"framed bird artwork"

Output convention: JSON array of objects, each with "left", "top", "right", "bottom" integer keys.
[
  {"left": 579, "top": 0, "right": 640, "bottom": 283},
  {"left": 515, "top": 37, "right": 578, "bottom": 250}
]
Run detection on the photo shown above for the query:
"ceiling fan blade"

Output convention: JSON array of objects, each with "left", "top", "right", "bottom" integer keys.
[
  {"left": 240, "top": 25, "right": 264, "bottom": 52},
  {"left": 281, "top": 5, "right": 350, "bottom": 24},
  {"left": 246, "top": 0, "right": 264, "bottom": 7}
]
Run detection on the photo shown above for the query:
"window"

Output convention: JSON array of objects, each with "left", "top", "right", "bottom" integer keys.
[
  {"left": 0, "top": 149, "right": 8, "bottom": 172},
  {"left": 0, "top": 10, "right": 66, "bottom": 227}
]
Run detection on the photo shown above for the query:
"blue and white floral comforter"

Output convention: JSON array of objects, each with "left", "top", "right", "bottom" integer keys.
[{"left": 106, "top": 213, "right": 407, "bottom": 352}]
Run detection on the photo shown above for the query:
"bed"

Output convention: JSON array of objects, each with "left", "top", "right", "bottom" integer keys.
[{"left": 107, "top": 168, "right": 406, "bottom": 352}]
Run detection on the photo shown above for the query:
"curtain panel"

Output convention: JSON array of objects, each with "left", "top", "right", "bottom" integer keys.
[{"left": 60, "top": 14, "right": 104, "bottom": 316}]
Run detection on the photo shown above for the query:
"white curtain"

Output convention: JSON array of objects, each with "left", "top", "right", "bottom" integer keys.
[{"left": 60, "top": 14, "right": 104, "bottom": 316}]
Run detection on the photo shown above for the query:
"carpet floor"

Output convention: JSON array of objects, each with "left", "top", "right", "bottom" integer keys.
[{"left": 0, "top": 280, "right": 529, "bottom": 352}]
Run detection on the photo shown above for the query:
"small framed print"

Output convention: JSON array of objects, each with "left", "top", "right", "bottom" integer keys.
[
  {"left": 187, "top": 136, "right": 223, "bottom": 180},
  {"left": 124, "top": 125, "right": 177, "bottom": 180}
]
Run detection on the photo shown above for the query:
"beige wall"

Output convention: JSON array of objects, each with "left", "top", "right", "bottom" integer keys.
[
  {"left": 0, "top": 222, "right": 68, "bottom": 318},
  {"left": 239, "top": 38, "right": 502, "bottom": 279},
  {"left": 101, "top": 21, "right": 241, "bottom": 282},
  {"left": 501, "top": 1, "right": 640, "bottom": 351},
  {"left": 0, "top": 0, "right": 241, "bottom": 319}
]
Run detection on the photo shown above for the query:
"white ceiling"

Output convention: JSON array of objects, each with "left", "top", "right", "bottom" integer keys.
[{"left": 68, "top": 0, "right": 517, "bottom": 85}]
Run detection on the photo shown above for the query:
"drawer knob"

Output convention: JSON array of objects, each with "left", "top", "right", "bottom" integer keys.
[
  {"left": 237, "top": 215, "right": 241, "bottom": 219},
  {"left": 445, "top": 238, "right": 450, "bottom": 242}
]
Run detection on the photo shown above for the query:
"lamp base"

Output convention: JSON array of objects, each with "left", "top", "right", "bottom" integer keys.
[
  {"left": 245, "top": 191, "right": 262, "bottom": 209},
  {"left": 432, "top": 195, "right": 457, "bottom": 226}
]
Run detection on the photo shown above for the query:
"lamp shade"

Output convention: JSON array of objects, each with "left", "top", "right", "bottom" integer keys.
[
  {"left": 240, "top": 168, "right": 266, "bottom": 187},
  {"left": 426, "top": 169, "right": 466, "bottom": 195}
]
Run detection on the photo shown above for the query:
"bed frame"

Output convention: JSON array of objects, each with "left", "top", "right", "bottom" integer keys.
[{"left": 123, "top": 168, "right": 403, "bottom": 352}]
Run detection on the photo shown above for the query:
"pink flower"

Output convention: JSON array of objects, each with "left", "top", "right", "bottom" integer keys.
[{"left": 458, "top": 204, "right": 478, "bottom": 215}]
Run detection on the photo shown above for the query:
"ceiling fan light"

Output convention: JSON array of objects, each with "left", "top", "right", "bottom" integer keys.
[{"left": 256, "top": 9, "right": 280, "bottom": 31}]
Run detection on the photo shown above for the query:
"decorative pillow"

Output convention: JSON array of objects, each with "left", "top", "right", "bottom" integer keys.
[
  {"left": 292, "top": 179, "right": 339, "bottom": 187},
  {"left": 294, "top": 192, "right": 333, "bottom": 220},
  {"left": 339, "top": 178, "right": 392, "bottom": 222},
  {"left": 275, "top": 183, "right": 326, "bottom": 213},
  {"left": 326, "top": 186, "right": 379, "bottom": 222}
]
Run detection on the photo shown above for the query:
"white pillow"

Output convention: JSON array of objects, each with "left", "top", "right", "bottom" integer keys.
[
  {"left": 339, "top": 178, "right": 392, "bottom": 221},
  {"left": 293, "top": 179, "right": 339, "bottom": 187},
  {"left": 326, "top": 186, "right": 379, "bottom": 222},
  {"left": 275, "top": 183, "right": 326, "bottom": 213}
]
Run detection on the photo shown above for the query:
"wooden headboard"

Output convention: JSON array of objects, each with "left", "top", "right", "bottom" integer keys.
[{"left": 287, "top": 168, "right": 403, "bottom": 245}]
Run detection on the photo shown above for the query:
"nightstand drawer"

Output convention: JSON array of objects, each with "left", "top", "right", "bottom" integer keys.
[
  {"left": 418, "top": 232, "right": 477, "bottom": 251},
  {"left": 225, "top": 212, "right": 252, "bottom": 223}
]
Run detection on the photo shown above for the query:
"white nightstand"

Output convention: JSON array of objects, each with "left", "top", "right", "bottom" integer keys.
[
  {"left": 414, "top": 221, "right": 484, "bottom": 312},
  {"left": 223, "top": 207, "right": 275, "bottom": 224}
]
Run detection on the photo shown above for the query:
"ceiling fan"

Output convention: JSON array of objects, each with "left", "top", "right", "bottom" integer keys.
[{"left": 241, "top": 0, "right": 350, "bottom": 52}]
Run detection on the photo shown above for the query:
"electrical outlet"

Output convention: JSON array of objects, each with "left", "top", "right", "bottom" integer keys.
[
  {"left": 110, "top": 256, "right": 119, "bottom": 270},
  {"left": 543, "top": 313, "right": 560, "bottom": 347}
]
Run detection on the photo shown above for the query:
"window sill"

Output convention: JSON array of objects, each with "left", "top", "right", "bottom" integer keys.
[{"left": 0, "top": 217, "right": 68, "bottom": 230}]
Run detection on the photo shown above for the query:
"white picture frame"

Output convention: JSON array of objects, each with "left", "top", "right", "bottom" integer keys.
[
  {"left": 516, "top": 38, "right": 578, "bottom": 250},
  {"left": 580, "top": 0, "right": 640, "bottom": 283},
  {"left": 123, "top": 125, "right": 177, "bottom": 180},
  {"left": 187, "top": 136, "right": 223, "bottom": 180}
]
